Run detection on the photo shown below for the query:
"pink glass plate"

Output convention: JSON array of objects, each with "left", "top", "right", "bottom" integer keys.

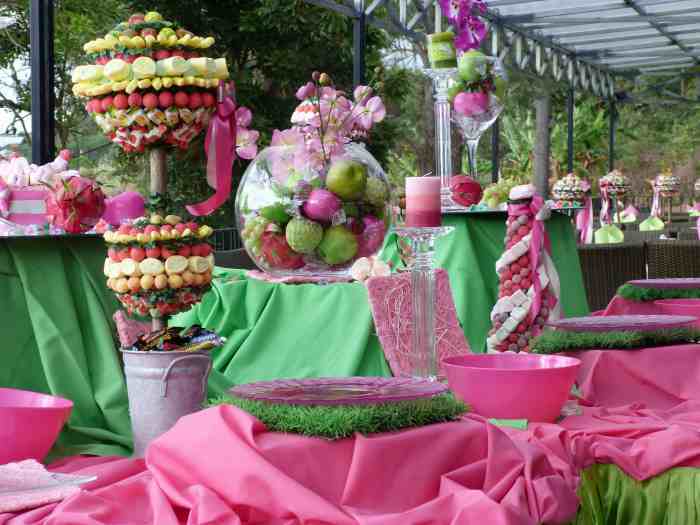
[
  {"left": 229, "top": 377, "right": 447, "bottom": 405},
  {"left": 548, "top": 314, "right": 697, "bottom": 332},
  {"left": 629, "top": 278, "right": 700, "bottom": 289}
]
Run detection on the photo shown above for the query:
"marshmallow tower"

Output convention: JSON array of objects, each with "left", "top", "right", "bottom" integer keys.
[{"left": 486, "top": 185, "right": 559, "bottom": 353}]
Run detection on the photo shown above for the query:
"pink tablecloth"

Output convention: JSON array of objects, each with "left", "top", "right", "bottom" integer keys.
[
  {"left": 602, "top": 295, "right": 664, "bottom": 316},
  {"left": 0, "top": 406, "right": 578, "bottom": 525}
]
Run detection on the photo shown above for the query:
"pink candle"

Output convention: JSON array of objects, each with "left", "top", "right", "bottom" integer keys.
[{"left": 405, "top": 176, "right": 441, "bottom": 227}]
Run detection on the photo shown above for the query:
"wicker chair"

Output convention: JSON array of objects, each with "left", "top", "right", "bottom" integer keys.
[
  {"left": 647, "top": 241, "right": 700, "bottom": 278},
  {"left": 577, "top": 243, "right": 647, "bottom": 312},
  {"left": 623, "top": 230, "right": 666, "bottom": 243},
  {"left": 678, "top": 228, "right": 698, "bottom": 241},
  {"left": 214, "top": 248, "right": 257, "bottom": 270}
]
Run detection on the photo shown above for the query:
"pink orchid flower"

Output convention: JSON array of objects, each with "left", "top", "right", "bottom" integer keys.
[
  {"left": 295, "top": 82, "right": 316, "bottom": 101},
  {"left": 355, "top": 96, "right": 386, "bottom": 130},
  {"left": 353, "top": 85, "right": 373, "bottom": 104},
  {"left": 271, "top": 128, "right": 305, "bottom": 148},
  {"left": 235, "top": 107, "right": 253, "bottom": 128},
  {"left": 236, "top": 129, "right": 259, "bottom": 160}
]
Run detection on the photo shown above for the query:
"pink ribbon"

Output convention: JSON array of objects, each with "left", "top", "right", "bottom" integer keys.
[
  {"left": 507, "top": 194, "right": 551, "bottom": 324},
  {"left": 600, "top": 185, "right": 611, "bottom": 226},
  {"left": 575, "top": 196, "right": 593, "bottom": 244},
  {"left": 186, "top": 81, "right": 238, "bottom": 216},
  {"left": 650, "top": 185, "right": 661, "bottom": 218}
]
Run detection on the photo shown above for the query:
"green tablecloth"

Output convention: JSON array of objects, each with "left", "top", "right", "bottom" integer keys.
[{"left": 0, "top": 237, "right": 131, "bottom": 458}]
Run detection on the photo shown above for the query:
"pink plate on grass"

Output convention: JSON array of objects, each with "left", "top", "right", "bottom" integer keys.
[
  {"left": 229, "top": 377, "right": 447, "bottom": 405},
  {"left": 629, "top": 278, "right": 700, "bottom": 289},
  {"left": 0, "top": 388, "right": 73, "bottom": 464},
  {"left": 547, "top": 314, "right": 697, "bottom": 332},
  {"left": 443, "top": 354, "right": 580, "bottom": 422}
]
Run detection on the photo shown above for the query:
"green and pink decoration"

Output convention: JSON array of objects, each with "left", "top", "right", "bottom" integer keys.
[
  {"left": 235, "top": 73, "right": 390, "bottom": 278},
  {"left": 552, "top": 173, "right": 592, "bottom": 244},
  {"left": 595, "top": 170, "right": 628, "bottom": 244},
  {"left": 486, "top": 184, "right": 561, "bottom": 353},
  {"left": 548, "top": 314, "right": 697, "bottom": 333}
]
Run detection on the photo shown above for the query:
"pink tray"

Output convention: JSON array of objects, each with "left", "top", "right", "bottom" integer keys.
[
  {"left": 628, "top": 278, "right": 700, "bottom": 289},
  {"left": 229, "top": 377, "right": 447, "bottom": 405},
  {"left": 548, "top": 314, "right": 697, "bottom": 332}
]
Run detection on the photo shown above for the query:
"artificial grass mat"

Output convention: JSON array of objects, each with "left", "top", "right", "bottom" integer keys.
[
  {"left": 209, "top": 393, "right": 468, "bottom": 439},
  {"left": 531, "top": 328, "right": 700, "bottom": 354},
  {"left": 617, "top": 284, "right": 700, "bottom": 302}
]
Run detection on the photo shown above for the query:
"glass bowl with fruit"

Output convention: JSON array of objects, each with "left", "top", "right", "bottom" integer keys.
[{"left": 236, "top": 143, "right": 392, "bottom": 278}]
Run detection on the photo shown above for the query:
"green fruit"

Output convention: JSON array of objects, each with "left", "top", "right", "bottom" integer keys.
[
  {"left": 285, "top": 171, "right": 305, "bottom": 192},
  {"left": 317, "top": 225, "right": 358, "bottom": 265},
  {"left": 494, "top": 76, "right": 507, "bottom": 100},
  {"left": 260, "top": 203, "right": 291, "bottom": 224},
  {"left": 447, "top": 82, "right": 465, "bottom": 103},
  {"left": 285, "top": 217, "right": 323, "bottom": 254},
  {"left": 458, "top": 50, "right": 487, "bottom": 83},
  {"left": 343, "top": 202, "right": 360, "bottom": 218},
  {"left": 326, "top": 160, "right": 367, "bottom": 201},
  {"left": 364, "top": 177, "right": 389, "bottom": 207}
]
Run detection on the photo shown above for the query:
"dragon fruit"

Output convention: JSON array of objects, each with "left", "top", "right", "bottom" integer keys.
[
  {"left": 356, "top": 215, "right": 386, "bottom": 257},
  {"left": 45, "top": 176, "right": 106, "bottom": 233}
]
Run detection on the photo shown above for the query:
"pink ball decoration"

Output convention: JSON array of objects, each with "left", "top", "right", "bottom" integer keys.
[
  {"left": 356, "top": 215, "right": 387, "bottom": 257},
  {"left": 453, "top": 91, "right": 489, "bottom": 117},
  {"left": 102, "top": 191, "right": 146, "bottom": 225},
  {"left": 302, "top": 188, "right": 342, "bottom": 222}
]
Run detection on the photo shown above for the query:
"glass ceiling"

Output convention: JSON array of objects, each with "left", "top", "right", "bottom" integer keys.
[{"left": 487, "top": 0, "right": 700, "bottom": 75}]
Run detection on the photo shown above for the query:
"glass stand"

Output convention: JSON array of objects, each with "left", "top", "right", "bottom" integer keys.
[
  {"left": 393, "top": 225, "right": 454, "bottom": 379},
  {"left": 424, "top": 68, "right": 460, "bottom": 211}
]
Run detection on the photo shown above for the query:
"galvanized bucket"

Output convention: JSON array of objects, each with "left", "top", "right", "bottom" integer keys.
[{"left": 121, "top": 349, "right": 212, "bottom": 456}]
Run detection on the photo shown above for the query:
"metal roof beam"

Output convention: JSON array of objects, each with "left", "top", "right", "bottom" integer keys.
[
  {"left": 607, "top": 57, "right": 694, "bottom": 67},
  {"left": 624, "top": 0, "right": 700, "bottom": 67},
  {"left": 596, "top": 48, "right": 700, "bottom": 60},
  {"left": 545, "top": 26, "right": 657, "bottom": 39},
  {"left": 573, "top": 38, "right": 700, "bottom": 53}
]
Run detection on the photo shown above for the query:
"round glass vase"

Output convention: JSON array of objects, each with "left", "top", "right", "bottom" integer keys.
[{"left": 235, "top": 142, "right": 392, "bottom": 278}]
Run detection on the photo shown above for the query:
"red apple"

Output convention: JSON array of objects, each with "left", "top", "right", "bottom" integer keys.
[
  {"left": 100, "top": 96, "right": 114, "bottom": 112},
  {"left": 177, "top": 245, "right": 191, "bottom": 257},
  {"left": 113, "top": 93, "right": 129, "bottom": 110},
  {"left": 158, "top": 91, "right": 174, "bottom": 109},
  {"left": 202, "top": 92, "right": 215, "bottom": 108},
  {"left": 130, "top": 246, "right": 146, "bottom": 262},
  {"left": 161, "top": 247, "right": 175, "bottom": 259},
  {"left": 174, "top": 91, "right": 189, "bottom": 108},
  {"left": 145, "top": 246, "right": 161, "bottom": 258},
  {"left": 127, "top": 93, "right": 142, "bottom": 108},
  {"left": 108, "top": 248, "right": 120, "bottom": 262},
  {"left": 143, "top": 93, "right": 158, "bottom": 109},
  {"left": 154, "top": 49, "right": 171, "bottom": 60},
  {"left": 128, "top": 13, "right": 145, "bottom": 25},
  {"left": 188, "top": 92, "right": 202, "bottom": 109}
]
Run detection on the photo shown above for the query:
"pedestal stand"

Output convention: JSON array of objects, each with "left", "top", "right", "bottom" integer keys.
[
  {"left": 150, "top": 146, "right": 168, "bottom": 332},
  {"left": 394, "top": 225, "right": 454, "bottom": 379},
  {"left": 424, "top": 68, "right": 458, "bottom": 211}
]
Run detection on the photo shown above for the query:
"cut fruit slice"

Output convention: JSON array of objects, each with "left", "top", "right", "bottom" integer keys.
[
  {"left": 140, "top": 257, "right": 165, "bottom": 275},
  {"left": 188, "top": 255, "right": 209, "bottom": 274},
  {"left": 121, "top": 258, "right": 142, "bottom": 276},
  {"left": 108, "top": 261, "right": 124, "bottom": 279},
  {"left": 165, "top": 255, "right": 189, "bottom": 274}
]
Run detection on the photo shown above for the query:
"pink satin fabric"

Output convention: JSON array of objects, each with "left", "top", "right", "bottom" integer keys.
[
  {"left": 602, "top": 296, "right": 664, "bottom": 316},
  {"left": 575, "top": 197, "right": 593, "bottom": 244},
  {"left": 0, "top": 406, "right": 578, "bottom": 525}
]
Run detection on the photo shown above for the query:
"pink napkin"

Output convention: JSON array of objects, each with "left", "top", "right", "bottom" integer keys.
[
  {"left": 113, "top": 310, "right": 150, "bottom": 348},
  {"left": 0, "top": 460, "right": 83, "bottom": 513}
]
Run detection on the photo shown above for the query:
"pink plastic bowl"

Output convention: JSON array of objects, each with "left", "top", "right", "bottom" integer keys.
[
  {"left": 0, "top": 388, "right": 73, "bottom": 464},
  {"left": 443, "top": 354, "right": 581, "bottom": 422},
  {"left": 654, "top": 300, "right": 700, "bottom": 329}
]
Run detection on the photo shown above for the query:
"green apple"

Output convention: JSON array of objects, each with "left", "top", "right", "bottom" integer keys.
[
  {"left": 326, "top": 160, "right": 367, "bottom": 201},
  {"left": 494, "top": 76, "right": 507, "bottom": 100},
  {"left": 317, "top": 225, "right": 358, "bottom": 265},
  {"left": 458, "top": 50, "right": 487, "bottom": 83}
]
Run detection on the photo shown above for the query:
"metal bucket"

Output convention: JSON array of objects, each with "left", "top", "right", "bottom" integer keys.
[{"left": 121, "top": 349, "right": 212, "bottom": 456}]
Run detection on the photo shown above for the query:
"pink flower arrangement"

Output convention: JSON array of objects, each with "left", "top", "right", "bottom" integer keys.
[
  {"left": 438, "top": 0, "right": 488, "bottom": 51},
  {"left": 268, "top": 72, "right": 386, "bottom": 182}
]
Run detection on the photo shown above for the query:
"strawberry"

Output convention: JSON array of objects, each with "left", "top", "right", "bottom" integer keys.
[
  {"left": 174, "top": 91, "right": 189, "bottom": 108},
  {"left": 177, "top": 245, "right": 191, "bottom": 257},
  {"left": 174, "top": 223, "right": 187, "bottom": 233},
  {"left": 160, "top": 224, "right": 173, "bottom": 233},
  {"left": 161, "top": 247, "right": 175, "bottom": 258},
  {"left": 116, "top": 249, "right": 130, "bottom": 262},
  {"left": 198, "top": 243, "right": 212, "bottom": 256},
  {"left": 108, "top": 248, "right": 120, "bottom": 262},
  {"left": 190, "top": 244, "right": 202, "bottom": 257},
  {"left": 202, "top": 92, "right": 215, "bottom": 108},
  {"left": 118, "top": 224, "right": 131, "bottom": 234},
  {"left": 170, "top": 49, "right": 185, "bottom": 58},
  {"left": 143, "top": 93, "right": 158, "bottom": 109},
  {"left": 158, "top": 91, "right": 174, "bottom": 109},
  {"left": 145, "top": 246, "right": 161, "bottom": 258},
  {"left": 127, "top": 93, "right": 142, "bottom": 108},
  {"left": 143, "top": 225, "right": 158, "bottom": 235},
  {"left": 188, "top": 92, "right": 203, "bottom": 109},
  {"left": 130, "top": 246, "right": 146, "bottom": 262},
  {"left": 113, "top": 93, "right": 129, "bottom": 110},
  {"left": 114, "top": 53, "right": 124, "bottom": 60},
  {"left": 185, "top": 51, "right": 199, "bottom": 59},
  {"left": 154, "top": 49, "right": 171, "bottom": 60},
  {"left": 101, "top": 96, "right": 114, "bottom": 112}
]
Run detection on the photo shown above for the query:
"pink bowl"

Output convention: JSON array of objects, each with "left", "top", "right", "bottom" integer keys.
[
  {"left": 0, "top": 388, "right": 73, "bottom": 464},
  {"left": 443, "top": 354, "right": 581, "bottom": 422},
  {"left": 654, "top": 300, "right": 700, "bottom": 329}
]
